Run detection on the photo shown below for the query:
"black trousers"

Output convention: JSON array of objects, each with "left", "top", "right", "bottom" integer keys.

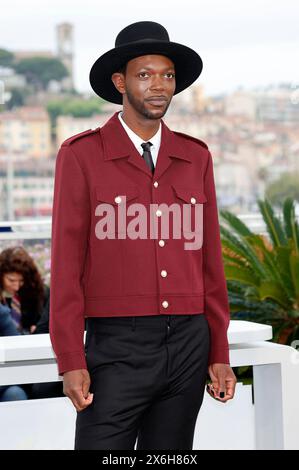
[{"left": 75, "top": 313, "right": 210, "bottom": 450}]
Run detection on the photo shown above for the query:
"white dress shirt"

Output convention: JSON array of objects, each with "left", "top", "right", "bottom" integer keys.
[{"left": 118, "top": 111, "right": 161, "bottom": 167}]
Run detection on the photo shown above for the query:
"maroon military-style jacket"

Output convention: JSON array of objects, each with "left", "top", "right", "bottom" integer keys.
[{"left": 49, "top": 111, "right": 231, "bottom": 375}]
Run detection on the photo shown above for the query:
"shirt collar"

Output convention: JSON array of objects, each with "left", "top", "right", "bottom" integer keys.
[{"left": 118, "top": 111, "right": 161, "bottom": 153}]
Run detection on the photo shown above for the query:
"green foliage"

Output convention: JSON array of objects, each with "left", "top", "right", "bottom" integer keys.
[
  {"left": 47, "top": 97, "right": 105, "bottom": 123},
  {"left": 5, "top": 88, "right": 28, "bottom": 109},
  {"left": 14, "top": 57, "right": 68, "bottom": 90},
  {"left": 220, "top": 197, "right": 299, "bottom": 346},
  {"left": 0, "top": 48, "right": 15, "bottom": 67},
  {"left": 265, "top": 172, "right": 299, "bottom": 206}
]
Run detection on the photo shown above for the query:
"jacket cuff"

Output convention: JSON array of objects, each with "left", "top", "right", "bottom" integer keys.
[
  {"left": 208, "top": 344, "right": 230, "bottom": 366},
  {"left": 55, "top": 350, "right": 87, "bottom": 376}
]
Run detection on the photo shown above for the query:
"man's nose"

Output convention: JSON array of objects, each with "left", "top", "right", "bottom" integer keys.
[{"left": 149, "top": 75, "right": 164, "bottom": 90}]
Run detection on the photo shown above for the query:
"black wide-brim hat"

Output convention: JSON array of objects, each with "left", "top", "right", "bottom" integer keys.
[{"left": 89, "top": 21, "right": 203, "bottom": 104}]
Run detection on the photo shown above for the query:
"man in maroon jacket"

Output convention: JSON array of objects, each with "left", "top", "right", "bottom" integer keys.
[{"left": 50, "top": 20, "right": 237, "bottom": 450}]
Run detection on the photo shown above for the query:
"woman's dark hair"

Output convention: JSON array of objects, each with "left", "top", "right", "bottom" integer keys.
[{"left": 0, "top": 246, "right": 45, "bottom": 327}]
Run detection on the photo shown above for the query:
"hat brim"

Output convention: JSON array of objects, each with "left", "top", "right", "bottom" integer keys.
[{"left": 89, "top": 41, "right": 203, "bottom": 104}]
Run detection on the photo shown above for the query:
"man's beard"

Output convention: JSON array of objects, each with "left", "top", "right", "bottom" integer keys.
[{"left": 125, "top": 87, "right": 171, "bottom": 119}]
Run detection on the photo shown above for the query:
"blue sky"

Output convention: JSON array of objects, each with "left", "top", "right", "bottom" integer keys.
[{"left": 1, "top": 0, "right": 298, "bottom": 96}]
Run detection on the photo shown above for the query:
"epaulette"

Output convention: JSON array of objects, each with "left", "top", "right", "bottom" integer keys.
[
  {"left": 61, "top": 127, "right": 100, "bottom": 147},
  {"left": 173, "top": 131, "right": 209, "bottom": 150}
]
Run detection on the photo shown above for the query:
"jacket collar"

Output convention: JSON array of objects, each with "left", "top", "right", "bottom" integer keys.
[{"left": 100, "top": 111, "right": 191, "bottom": 179}]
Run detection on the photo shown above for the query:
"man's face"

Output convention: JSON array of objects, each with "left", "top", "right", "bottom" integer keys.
[{"left": 114, "top": 54, "right": 176, "bottom": 119}]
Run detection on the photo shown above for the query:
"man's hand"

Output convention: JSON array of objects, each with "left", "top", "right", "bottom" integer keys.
[
  {"left": 63, "top": 369, "right": 94, "bottom": 412},
  {"left": 207, "top": 363, "right": 237, "bottom": 403}
]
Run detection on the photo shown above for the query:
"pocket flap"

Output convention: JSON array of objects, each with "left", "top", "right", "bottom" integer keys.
[
  {"left": 172, "top": 185, "right": 207, "bottom": 204},
  {"left": 96, "top": 185, "right": 140, "bottom": 205}
]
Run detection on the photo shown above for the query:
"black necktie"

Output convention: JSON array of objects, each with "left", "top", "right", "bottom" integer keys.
[{"left": 141, "top": 141, "right": 155, "bottom": 174}]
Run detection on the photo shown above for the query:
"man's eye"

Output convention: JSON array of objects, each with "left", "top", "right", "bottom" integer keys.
[
  {"left": 166, "top": 73, "right": 175, "bottom": 78},
  {"left": 139, "top": 72, "right": 149, "bottom": 78}
]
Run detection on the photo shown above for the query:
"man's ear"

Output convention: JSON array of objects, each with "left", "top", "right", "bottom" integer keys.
[{"left": 111, "top": 72, "right": 126, "bottom": 95}]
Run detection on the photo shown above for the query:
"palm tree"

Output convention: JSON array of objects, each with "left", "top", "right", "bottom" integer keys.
[{"left": 220, "top": 198, "right": 299, "bottom": 345}]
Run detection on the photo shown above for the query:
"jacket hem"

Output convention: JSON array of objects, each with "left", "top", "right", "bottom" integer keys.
[{"left": 84, "top": 294, "right": 205, "bottom": 316}]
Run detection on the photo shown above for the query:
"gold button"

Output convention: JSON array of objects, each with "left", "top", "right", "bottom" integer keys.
[
  {"left": 159, "top": 240, "right": 165, "bottom": 247},
  {"left": 156, "top": 209, "right": 162, "bottom": 217},
  {"left": 153, "top": 181, "right": 159, "bottom": 188},
  {"left": 161, "top": 270, "right": 167, "bottom": 277},
  {"left": 115, "top": 196, "right": 122, "bottom": 204},
  {"left": 191, "top": 197, "right": 196, "bottom": 204},
  {"left": 162, "top": 300, "right": 169, "bottom": 308}
]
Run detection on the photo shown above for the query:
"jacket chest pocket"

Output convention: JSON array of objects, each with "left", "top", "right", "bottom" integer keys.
[
  {"left": 171, "top": 184, "right": 207, "bottom": 237},
  {"left": 94, "top": 184, "right": 140, "bottom": 237}
]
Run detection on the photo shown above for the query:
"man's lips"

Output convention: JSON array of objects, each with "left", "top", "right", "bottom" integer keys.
[{"left": 146, "top": 97, "right": 168, "bottom": 106}]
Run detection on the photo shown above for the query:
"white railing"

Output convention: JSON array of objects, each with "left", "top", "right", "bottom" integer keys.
[
  {"left": 0, "top": 219, "right": 51, "bottom": 240},
  {"left": 1, "top": 320, "right": 299, "bottom": 450}
]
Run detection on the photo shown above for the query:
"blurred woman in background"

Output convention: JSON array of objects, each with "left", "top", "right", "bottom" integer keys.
[
  {"left": 0, "top": 246, "right": 50, "bottom": 401},
  {"left": 0, "top": 246, "right": 49, "bottom": 334}
]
